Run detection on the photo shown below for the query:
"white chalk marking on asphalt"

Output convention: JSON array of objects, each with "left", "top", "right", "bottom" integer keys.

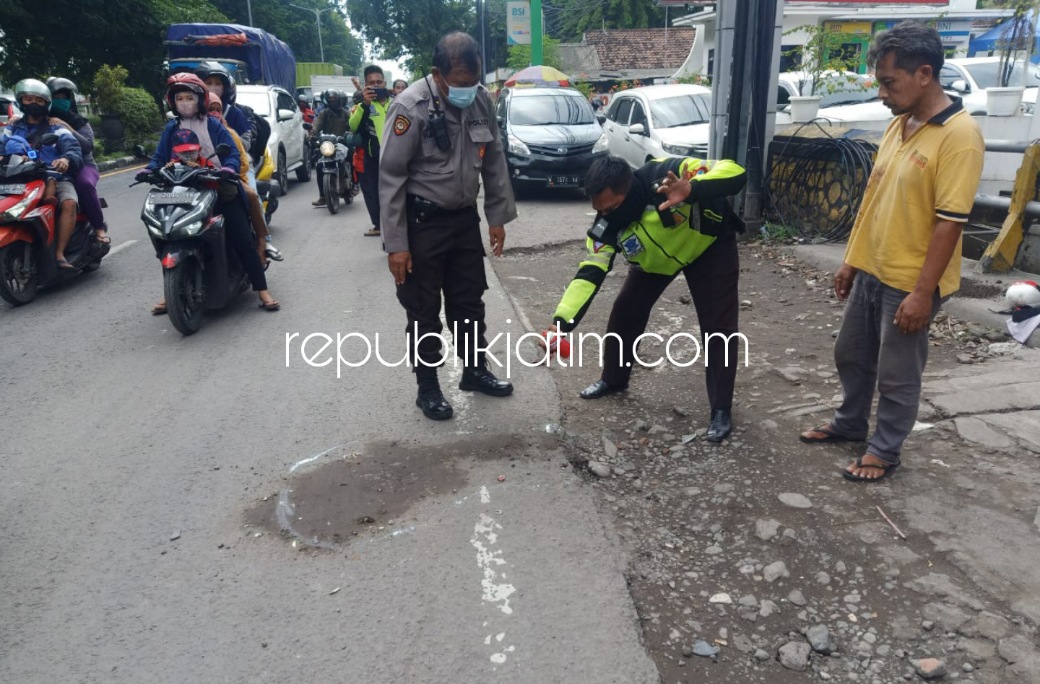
[
  {"left": 480, "top": 486, "right": 491, "bottom": 504},
  {"left": 290, "top": 444, "right": 344, "bottom": 474},
  {"left": 106, "top": 239, "right": 138, "bottom": 256},
  {"left": 472, "top": 513, "right": 515, "bottom": 612}
]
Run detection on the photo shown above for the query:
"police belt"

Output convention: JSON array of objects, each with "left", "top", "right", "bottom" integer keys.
[{"left": 407, "top": 193, "right": 476, "bottom": 224}]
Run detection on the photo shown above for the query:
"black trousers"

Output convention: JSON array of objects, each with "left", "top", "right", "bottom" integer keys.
[
  {"left": 601, "top": 236, "right": 740, "bottom": 411},
  {"left": 396, "top": 206, "right": 487, "bottom": 369},
  {"left": 358, "top": 153, "right": 380, "bottom": 228},
  {"left": 219, "top": 197, "right": 267, "bottom": 291}
]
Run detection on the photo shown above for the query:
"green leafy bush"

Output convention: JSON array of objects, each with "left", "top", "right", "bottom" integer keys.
[
  {"left": 113, "top": 87, "right": 164, "bottom": 149},
  {"left": 92, "top": 64, "right": 129, "bottom": 114}
]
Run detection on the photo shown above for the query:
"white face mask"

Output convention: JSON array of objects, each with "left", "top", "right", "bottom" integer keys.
[
  {"left": 207, "top": 84, "right": 224, "bottom": 97},
  {"left": 176, "top": 101, "right": 198, "bottom": 118}
]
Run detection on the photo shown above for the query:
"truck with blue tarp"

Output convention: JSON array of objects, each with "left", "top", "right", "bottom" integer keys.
[{"left": 165, "top": 23, "right": 296, "bottom": 93}]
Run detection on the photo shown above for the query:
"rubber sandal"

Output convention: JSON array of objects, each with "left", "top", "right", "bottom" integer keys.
[
  {"left": 259, "top": 299, "right": 280, "bottom": 311},
  {"left": 800, "top": 423, "right": 861, "bottom": 444},
  {"left": 95, "top": 235, "right": 112, "bottom": 245},
  {"left": 56, "top": 258, "right": 79, "bottom": 272},
  {"left": 364, "top": 228, "right": 381, "bottom": 237},
  {"left": 842, "top": 455, "right": 900, "bottom": 483},
  {"left": 151, "top": 302, "right": 167, "bottom": 315}
]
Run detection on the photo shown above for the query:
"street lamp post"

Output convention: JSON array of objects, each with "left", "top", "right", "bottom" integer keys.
[{"left": 290, "top": 4, "right": 336, "bottom": 62}]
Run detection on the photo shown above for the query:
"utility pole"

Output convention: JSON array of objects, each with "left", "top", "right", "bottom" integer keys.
[
  {"left": 290, "top": 4, "right": 336, "bottom": 62},
  {"left": 246, "top": 0, "right": 253, "bottom": 27},
  {"left": 478, "top": 0, "right": 487, "bottom": 83},
  {"left": 531, "top": 0, "right": 543, "bottom": 66}
]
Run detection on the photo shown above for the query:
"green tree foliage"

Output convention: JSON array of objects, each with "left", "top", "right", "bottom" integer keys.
[
  {"left": 208, "top": 0, "right": 363, "bottom": 74},
  {"left": 0, "top": 0, "right": 227, "bottom": 96},
  {"left": 546, "top": 0, "right": 665, "bottom": 41},
  {"left": 345, "top": 0, "right": 478, "bottom": 76},
  {"left": 117, "top": 87, "right": 166, "bottom": 148},
  {"left": 506, "top": 38, "right": 563, "bottom": 70}
]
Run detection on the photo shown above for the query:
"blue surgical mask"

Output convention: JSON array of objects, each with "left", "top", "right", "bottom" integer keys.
[{"left": 446, "top": 84, "right": 478, "bottom": 109}]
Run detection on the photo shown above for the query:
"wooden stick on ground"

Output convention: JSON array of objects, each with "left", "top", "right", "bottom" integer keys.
[{"left": 876, "top": 505, "right": 907, "bottom": 540}]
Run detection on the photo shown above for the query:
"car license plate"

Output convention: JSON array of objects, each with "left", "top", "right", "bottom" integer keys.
[
  {"left": 0, "top": 183, "right": 26, "bottom": 195},
  {"left": 548, "top": 175, "right": 580, "bottom": 187},
  {"left": 150, "top": 191, "right": 196, "bottom": 205}
]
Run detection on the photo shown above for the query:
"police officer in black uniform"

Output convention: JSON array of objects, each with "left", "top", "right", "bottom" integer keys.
[{"left": 380, "top": 32, "right": 518, "bottom": 421}]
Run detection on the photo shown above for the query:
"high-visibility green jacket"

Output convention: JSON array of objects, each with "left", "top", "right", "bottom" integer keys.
[
  {"left": 349, "top": 99, "right": 391, "bottom": 158},
  {"left": 552, "top": 156, "right": 746, "bottom": 332}
]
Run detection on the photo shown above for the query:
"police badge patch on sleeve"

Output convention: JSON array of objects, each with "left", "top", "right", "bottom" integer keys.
[
  {"left": 620, "top": 234, "right": 644, "bottom": 257},
  {"left": 393, "top": 115, "right": 411, "bottom": 136}
]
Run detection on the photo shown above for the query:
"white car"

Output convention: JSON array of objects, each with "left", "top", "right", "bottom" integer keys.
[
  {"left": 593, "top": 84, "right": 712, "bottom": 168},
  {"left": 941, "top": 57, "right": 1040, "bottom": 114},
  {"left": 775, "top": 71, "right": 892, "bottom": 124},
  {"left": 235, "top": 85, "right": 310, "bottom": 192}
]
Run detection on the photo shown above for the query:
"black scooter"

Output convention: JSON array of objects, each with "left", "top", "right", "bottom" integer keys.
[{"left": 311, "top": 133, "right": 356, "bottom": 215}]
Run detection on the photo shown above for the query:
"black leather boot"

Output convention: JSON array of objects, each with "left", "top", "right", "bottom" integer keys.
[
  {"left": 579, "top": 379, "right": 627, "bottom": 399},
  {"left": 459, "top": 363, "right": 513, "bottom": 397},
  {"left": 706, "top": 409, "right": 732, "bottom": 442},
  {"left": 415, "top": 368, "right": 453, "bottom": 420}
]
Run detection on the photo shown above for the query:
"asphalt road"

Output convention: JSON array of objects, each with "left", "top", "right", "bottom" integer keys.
[{"left": 0, "top": 171, "right": 659, "bottom": 682}]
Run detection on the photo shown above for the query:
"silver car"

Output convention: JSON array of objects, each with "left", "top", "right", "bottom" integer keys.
[{"left": 235, "top": 85, "right": 310, "bottom": 193}]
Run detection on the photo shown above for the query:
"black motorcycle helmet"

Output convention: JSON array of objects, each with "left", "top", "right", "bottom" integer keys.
[
  {"left": 195, "top": 61, "right": 236, "bottom": 105},
  {"left": 297, "top": 94, "right": 311, "bottom": 108},
  {"left": 325, "top": 89, "right": 345, "bottom": 111}
]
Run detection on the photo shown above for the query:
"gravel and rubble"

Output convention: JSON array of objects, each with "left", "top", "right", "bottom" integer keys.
[{"left": 494, "top": 239, "right": 1040, "bottom": 684}]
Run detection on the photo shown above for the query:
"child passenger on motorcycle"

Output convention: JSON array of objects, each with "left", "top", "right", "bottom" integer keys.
[{"left": 138, "top": 73, "right": 279, "bottom": 313}]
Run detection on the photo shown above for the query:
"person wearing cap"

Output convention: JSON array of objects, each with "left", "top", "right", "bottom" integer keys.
[
  {"left": 140, "top": 73, "right": 279, "bottom": 313},
  {"left": 0, "top": 78, "right": 83, "bottom": 269},
  {"left": 47, "top": 77, "right": 108, "bottom": 244}
]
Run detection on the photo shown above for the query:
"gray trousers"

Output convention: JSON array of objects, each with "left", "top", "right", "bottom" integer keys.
[{"left": 831, "top": 273, "right": 944, "bottom": 464}]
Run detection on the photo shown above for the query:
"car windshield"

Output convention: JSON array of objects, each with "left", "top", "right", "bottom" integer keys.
[
  {"left": 509, "top": 94, "right": 595, "bottom": 125},
  {"left": 816, "top": 75, "right": 879, "bottom": 108},
  {"left": 650, "top": 94, "right": 711, "bottom": 128},
  {"left": 964, "top": 61, "right": 1040, "bottom": 89},
  {"left": 235, "top": 90, "right": 270, "bottom": 117}
]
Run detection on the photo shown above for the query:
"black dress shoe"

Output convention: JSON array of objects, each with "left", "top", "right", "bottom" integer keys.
[
  {"left": 416, "top": 387, "right": 453, "bottom": 420},
  {"left": 706, "top": 409, "right": 732, "bottom": 442},
  {"left": 459, "top": 366, "right": 513, "bottom": 397},
  {"left": 579, "top": 379, "right": 627, "bottom": 399}
]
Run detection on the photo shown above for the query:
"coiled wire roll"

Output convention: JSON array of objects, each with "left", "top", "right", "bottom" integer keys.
[{"left": 765, "top": 120, "right": 879, "bottom": 242}]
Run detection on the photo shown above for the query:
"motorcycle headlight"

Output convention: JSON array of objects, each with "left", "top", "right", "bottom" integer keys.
[
  {"left": 320, "top": 141, "right": 336, "bottom": 157},
  {"left": 663, "top": 143, "right": 693, "bottom": 156},
  {"left": 0, "top": 186, "right": 41, "bottom": 222},
  {"left": 178, "top": 220, "right": 204, "bottom": 237},
  {"left": 592, "top": 133, "right": 610, "bottom": 154},
  {"left": 507, "top": 134, "right": 530, "bottom": 157}
]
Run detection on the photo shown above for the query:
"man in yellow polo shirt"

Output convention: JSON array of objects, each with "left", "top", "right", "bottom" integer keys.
[
  {"left": 349, "top": 65, "right": 392, "bottom": 237},
  {"left": 799, "top": 21, "right": 984, "bottom": 483}
]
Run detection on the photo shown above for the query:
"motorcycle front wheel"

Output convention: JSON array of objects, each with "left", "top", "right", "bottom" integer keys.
[
  {"left": 323, "top": 172, "right": 340, "bottom": 215},
  {"left": 164, "top": 258, "right": 204, "bottom": 335},
  {"left": 0, "top": 242, "right": 38, "bottom": 306}
]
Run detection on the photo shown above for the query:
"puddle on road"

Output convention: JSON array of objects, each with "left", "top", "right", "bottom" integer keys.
[{"left": 246, "top": 434, "right": 560, "bottom": 549}]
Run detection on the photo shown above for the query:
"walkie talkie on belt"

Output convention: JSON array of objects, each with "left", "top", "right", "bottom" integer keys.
[{"left": 424, "top": 72, "right": 452, "bottom": 152}]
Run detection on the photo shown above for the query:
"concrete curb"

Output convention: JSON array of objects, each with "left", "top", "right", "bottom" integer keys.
[
  {"left": 785, "top": 243, "right": 1040, "bottom": 349},
  {"left": 97, "top": 156, "right": 141, "bottom": 173}
]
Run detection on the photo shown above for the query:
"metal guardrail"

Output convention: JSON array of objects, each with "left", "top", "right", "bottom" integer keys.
[{"left": 984, "top": 139, "right": 1032, "bottom": 154}]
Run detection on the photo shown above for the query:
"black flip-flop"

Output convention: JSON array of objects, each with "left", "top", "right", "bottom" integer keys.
[
  {"left": 56, "top": 258, "right": 80, "bottom": 272},
  {"left": 800, "top": 423, "right": 861, "bottom": 444},
  {"left": 95, "top": 236, "right": 111, "bottom": 245},
  {"left": 842, "top": 456, "right": 900, "bottom": 483}
]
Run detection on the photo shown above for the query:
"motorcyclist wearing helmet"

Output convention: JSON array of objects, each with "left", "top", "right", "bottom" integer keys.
[
  {"left": 1, "top": 78, "right": 84, "bottom": 270},
  {"left": 194, "top": 62, "right": 253, "bottom": 152},
  {"left": 298, "top": 95, "right": 315, "bottom": 124},
  {"left": 47, "top": 77, "right": 109, "bottom": 245},
  {"left": 308, "top": 89, "right": 351, "bottom": 206},
  {"left": 139, "top": 73, "right": 280, "bottom": 313}
]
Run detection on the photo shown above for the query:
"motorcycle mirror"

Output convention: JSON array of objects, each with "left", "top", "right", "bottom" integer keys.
[
  {"left": 303, "top": 122, "right": 313, "bottom": 131},
  {"left": 133, "top": 145, "right": 149, "bottom": 159},
  {"left": 40, "top": 133, "right": 59, "bottom": 146}
]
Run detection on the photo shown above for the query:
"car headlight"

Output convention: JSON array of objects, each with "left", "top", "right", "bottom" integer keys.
[
  {"left": 320, "top": 141, "right": 336, "bottom": 157},
  {"left": 0, "top": 186, "right": 40, "bottom": 222},
  {"left": 507, "top": 134, "right": 530, "bottom": 157},
  {"left": 592, "top": 133, "right": 610, "bottom": 154},
  {"left": 663, "top": 143, "right": 693, "bottom": 156}
]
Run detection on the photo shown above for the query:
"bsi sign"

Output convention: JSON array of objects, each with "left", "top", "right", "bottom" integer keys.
[{"left": 507, "top": 1, "right": 531, "bottom": 45}]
